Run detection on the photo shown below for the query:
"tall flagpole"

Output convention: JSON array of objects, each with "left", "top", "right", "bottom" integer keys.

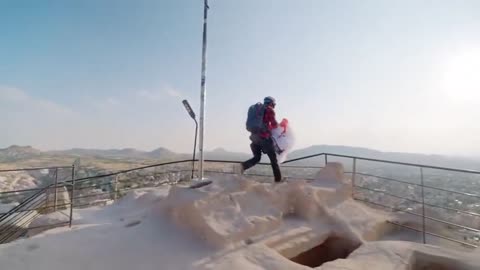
[{"left": 199, "top": 0, "right": 209, "bottom": 180}]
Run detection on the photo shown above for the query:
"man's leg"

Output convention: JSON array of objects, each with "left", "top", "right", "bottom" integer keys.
[
  {"left": 242, "top": 143, "right": 262, "bottom": 171},
  {"left": 263, "top": 139, "right": 282, "bottom": 182}
]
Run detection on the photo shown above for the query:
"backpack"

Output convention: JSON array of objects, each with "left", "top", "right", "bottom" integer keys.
[{"left": 246, "top": 103, "right": 266, "bottom": 133}]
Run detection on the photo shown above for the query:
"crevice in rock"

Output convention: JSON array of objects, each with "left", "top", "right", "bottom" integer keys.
[{"left": 286, "top": 234, "right": 360, "bottom": 268}]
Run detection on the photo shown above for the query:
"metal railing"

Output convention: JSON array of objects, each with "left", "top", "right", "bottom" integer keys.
[
  {"left": 0, "top": 160, "right": 197, "bottom": 243},
  {"left": 321, "top": 153, "right": 480, "bottom": 248},
  {"left": 0, "top": 165, "right": 75, "bottom": 243},
  {"left": 1, "top": 153, "right": 480, "bottom": 248},
  {"left": 204, "top": 153, "right": 480, "bottom": 248}
]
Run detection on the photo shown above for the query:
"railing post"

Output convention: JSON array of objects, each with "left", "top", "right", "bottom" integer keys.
[
  {"left": 44, "top": 170, "right": 51, "bottom": 212},
  {"left": 53, "top": 168, "right": 58, "bottom": 212},
  {"left": 192, "top": 120, "right": 198, "bottom": 180},
  {"left": 420, "top": 167, "right": 426, "bottom": 244},
  {"left": 44, "top": 184, "right": 50, "bottom": 213},
  {"left": 352, "top": 158, "right": 357, "bottom": 199},
  {"left": 324, "top": 154, "right": 328, "bottom": 166},
  {"left": 113, "top": 175, "right": 118, "bottom": 200},
  {"left": 69, "top": 165, "right": 75, "bottom": 228}
]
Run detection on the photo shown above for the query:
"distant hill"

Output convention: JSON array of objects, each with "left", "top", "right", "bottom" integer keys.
[
  {"left": 147, "top": 147, "right": 177, "bottom": 159},
  {"left": 0, "top": 145, "right": 41, "bottom": 162},
  {"left": 48, "top": 147, "right": 248, "bottom": 161},
  {"left": 2, "top": 144, "right": 479, "bottom": 171},
  {"left": 289, "top": 145, "right": 480, "bottom": 170},
  {"left": 204, "top": 148, "right": 250, "bottom": 161},
  {"left": 49, "top": 147, "right": 186, "bottom": 161},
  {"left": 290, "top": 145, "right": 382, "bottom": 159},
  {"left": 0, "top": 145, "right": 249, "bottom": 163},
  {"left": 50, "top": 148, "right": 144, "bottom": 158}
]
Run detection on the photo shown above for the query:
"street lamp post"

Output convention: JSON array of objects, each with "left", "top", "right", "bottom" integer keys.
[
  {"left": 182, "top": 100, "right": 198, "bottom": 180},
  {"left": 198, "top": 0, "right": 209, "bottom": 181}
]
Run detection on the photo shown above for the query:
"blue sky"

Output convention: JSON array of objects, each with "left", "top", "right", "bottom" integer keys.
[{"left": 1, "top": 0, "right": 480, "bottom": 155}]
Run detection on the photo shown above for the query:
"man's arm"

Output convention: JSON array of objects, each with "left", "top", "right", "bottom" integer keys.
[{"left": 265, "top": 107, "right": 278, "bottom": 131}]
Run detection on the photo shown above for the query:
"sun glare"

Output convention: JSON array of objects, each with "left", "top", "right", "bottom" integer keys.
[{"left": 441, "top": 48, "right": 480, "bottom": 103}]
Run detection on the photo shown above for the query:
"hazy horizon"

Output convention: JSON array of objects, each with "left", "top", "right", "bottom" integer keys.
[
  {"left": 3, "top": 143, "right": 480, "bottom": 160},
  {"left": 1, "top": 1, "right": 480, "bottom": 156}
]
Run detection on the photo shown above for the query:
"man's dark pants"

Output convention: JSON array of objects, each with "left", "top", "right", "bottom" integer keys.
[{"left": 242, "top": 137, "right": 282, "bottom": 182}]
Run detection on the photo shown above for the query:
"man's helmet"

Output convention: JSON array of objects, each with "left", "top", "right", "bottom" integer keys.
[{"left": 263, "top": 96, "right": 276, "bottom": 107}]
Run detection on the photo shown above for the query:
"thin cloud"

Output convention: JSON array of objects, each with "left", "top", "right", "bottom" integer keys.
[
  {"left": 165, "top": 87, "right": 182, "bottom": 98},
  {"left": 136, "top": 86, "right": 183, "bottom": 101},
  {"left": 0, "top": 86, "right": 72, "bottom": 114},
  {"left": 105, "top": 97, "right": 120, "bottom": 106},
  {"left": 137, "top": 89, "right": 163, "bottom": 101},
  {"left": 0, "top": 86, "right": 30, "bottom": 102},
  {"left": 90, "top": 97, "right": 121, "bottom": 110}
]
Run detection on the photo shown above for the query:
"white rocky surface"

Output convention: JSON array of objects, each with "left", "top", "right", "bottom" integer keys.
[
  {"left": 0, "top": 163, "right": 478, "bottom": 270},
  {"left": 0, "top": 172, "right": 39, "bottom": 193}
]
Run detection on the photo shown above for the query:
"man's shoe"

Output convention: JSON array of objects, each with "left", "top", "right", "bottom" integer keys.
[
  {"left": 274, "top": 177, "right": 287, "bottom": 183},
  {"left": 233, "top": 164, "right": 245, "bottom": 175}
]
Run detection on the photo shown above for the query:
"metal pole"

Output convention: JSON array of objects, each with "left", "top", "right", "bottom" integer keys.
[
  {"left": 324, "top": 154, "right": 328, "bottom": 166},
  {"left": 192, "top": 119, "right": 198, "bottom": 179},
  {"left": 113, "top": 175, "right": 118, "bottom": 201},
  {"left": 69, "top": 165, "right": 75, "bottom": 228},
  {"left": 53, "top": 168, "right": 58, "bottom": 212},
  {"left": 44, "top": 180, "right": 50, "bottom": 212},
  {"left": 420, "top": 167, "right": 426, "bottom": 244},
  {"left": 182, "top": 100, "right": 198, "bottom": 180},
  {"left": 352, "top": 158, "right": 357, "bottom": 199},
  {"left": 198, "top": 0, "right": 209, "bottom": 181}
]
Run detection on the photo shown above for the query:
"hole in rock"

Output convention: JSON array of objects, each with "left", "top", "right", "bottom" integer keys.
[
  {"left": 287, "top": 235, "right": 360, "bottom": 268},
  {"left": 412, "top": 252, "right": 467, "bottom": 270}
]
